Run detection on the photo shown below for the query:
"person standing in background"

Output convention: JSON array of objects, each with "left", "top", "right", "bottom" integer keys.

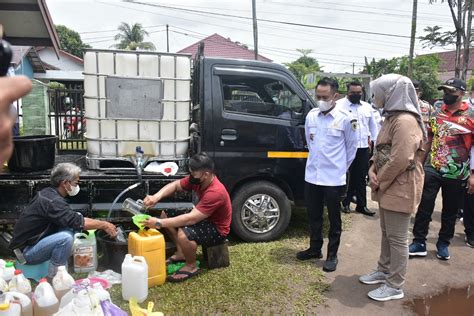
[{"left": 338, "top": 81, "right": 378, "bottom": 216}]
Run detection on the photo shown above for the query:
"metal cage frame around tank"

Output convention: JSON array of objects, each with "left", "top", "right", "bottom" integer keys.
[{"left": 82, "top": 49, "right": 193, "bottom": 170}]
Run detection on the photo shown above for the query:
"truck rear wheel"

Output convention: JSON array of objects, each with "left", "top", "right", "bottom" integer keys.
[{"left": 231, "top": 181, "right": 291, "bottom": 242}]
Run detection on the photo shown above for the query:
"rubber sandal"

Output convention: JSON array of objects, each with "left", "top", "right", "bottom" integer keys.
[
  {"left": 166, "top": 257, "right": 185, "bottom": 265},
  {"left": 167, "top": 269, "right": 200, "bottom": 283}
]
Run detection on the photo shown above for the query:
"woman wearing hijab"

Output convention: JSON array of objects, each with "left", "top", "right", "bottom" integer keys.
[{"left": 359, "top": 74, "right": 425, "bottom": 301}]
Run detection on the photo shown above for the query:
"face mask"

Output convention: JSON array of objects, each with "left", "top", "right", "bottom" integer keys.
[
  {"left": 317, "top": 100, "right": 333, "bottom": 112},
  {"left": 66, "top": 183, "right": 80, "bottom": 196},
  {"left": 189, "top": 175, "right": 203, "bottom": 185},
  {"left": 443, "top": 93, "right": 459, "bottom": 105},
  {"left": 348, "top": 94, "right": 362, "bottom": 104}
]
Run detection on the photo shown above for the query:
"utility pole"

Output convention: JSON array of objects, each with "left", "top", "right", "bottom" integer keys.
[
  {"left": 252, "top": 0, "right": 258, "bottom": 60},
  {"left": 408, "top": 0, "right": 417, "bottom": 78},
  {"left": 352, "top": 63, "right": 355, "bottom": 74},
  {"left": 166, "top": 24, "right": 169, "bottom": 53}
]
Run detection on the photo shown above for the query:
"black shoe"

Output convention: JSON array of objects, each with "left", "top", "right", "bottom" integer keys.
[
  {"left": 351, "top": 195, "right": 357, "bottom": 204},
  {"left": 356, "top": 207, "right": 375, "bottom": 216},
  {"left": 296, "top": 248, "right": 323, "bottom": 261},
  {"left": 323, "top": 256, "right": 338, "bottom": 272},
  {"left": 466, "top": 237, "right": 474, "bottom": 248},
  {"left": 342, "top": 205, "right": 351, "bottom": 214}
]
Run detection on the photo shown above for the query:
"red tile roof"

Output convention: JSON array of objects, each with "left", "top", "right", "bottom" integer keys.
[
  {"left": 423, "top": 48, "right": 474, "bottom": 72},
  {"left": 177, "top": 33, "right": 272, "bottom": 62}
]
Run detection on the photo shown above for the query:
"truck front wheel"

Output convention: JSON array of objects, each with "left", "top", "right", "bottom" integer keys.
[{"left": 231, "top": 181, "right": 291, "bottom": 242}]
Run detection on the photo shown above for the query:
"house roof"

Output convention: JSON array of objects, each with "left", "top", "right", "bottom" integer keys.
[
  {"left": 36, "top": 47, "right": 84, "bottom": 71},
  {"left": 177, "top": 33, "right": 272, "bottom": 62},
  {"left": 11, "top": 45, "right": 45, "bottom": 73},
  {"left": 0, "top": 0, "right": 60, "bottom": 57},
  {"left": 423, "top": 48, "right": 474, "bottom": 72}
]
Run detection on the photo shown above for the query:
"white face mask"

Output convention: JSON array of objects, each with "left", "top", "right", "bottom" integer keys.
[
  {"left": 317, "top": 99, "right": 334, "bottom": 112},
  {"left": 67, "top": 183, "right": 80, "bottom": 196}
]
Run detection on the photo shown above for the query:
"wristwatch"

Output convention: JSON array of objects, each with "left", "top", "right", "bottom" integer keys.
[{"left": 155, "top": 219, "right": 162, "bottom": 229}]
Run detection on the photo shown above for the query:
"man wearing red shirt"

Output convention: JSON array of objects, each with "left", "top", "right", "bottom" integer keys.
[
  {"left": 409, "top": 78, "right": 474, "bottom": 260},
  {"left": 143, "top": 153, "right": 232, "bottom": 282}
]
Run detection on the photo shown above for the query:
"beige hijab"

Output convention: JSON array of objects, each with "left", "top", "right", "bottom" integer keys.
[{"left": 370, "top": 74, "right": 427, "bottom": 140}]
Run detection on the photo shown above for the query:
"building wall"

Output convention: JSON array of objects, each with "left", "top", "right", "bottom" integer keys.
[
  {"left": 439, "top": 70, "right": 473, "bottom": 82},
  {"left": 14, "top": 57, "right": 34, "bottom": 78}
]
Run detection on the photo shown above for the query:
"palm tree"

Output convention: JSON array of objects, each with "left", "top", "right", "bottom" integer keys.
[{"left": 112, "top": 22, "right": 156, "bottom": 51}]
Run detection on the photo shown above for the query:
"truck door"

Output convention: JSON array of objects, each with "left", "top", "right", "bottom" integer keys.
[{"left": 209, "top": 64, "right": 309, "bottom": 242}]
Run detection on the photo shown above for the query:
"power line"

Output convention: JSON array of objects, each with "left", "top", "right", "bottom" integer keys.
[
  {"left": 80, "top": 24, "right": 165, "bottom": 35},
  {"left": 126, "top": 1, "right": 412, "bottom": 39}
]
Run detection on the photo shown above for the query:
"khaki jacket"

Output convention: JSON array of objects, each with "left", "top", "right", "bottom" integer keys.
[{"left": 371, "top": 113, "right": 425, "bottom": 213}]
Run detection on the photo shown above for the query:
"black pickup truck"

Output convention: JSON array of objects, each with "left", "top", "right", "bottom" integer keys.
[{"left": 0, "top": 47, "right": 316, "bottom": 252}]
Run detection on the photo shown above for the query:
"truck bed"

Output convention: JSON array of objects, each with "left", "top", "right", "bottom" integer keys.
[{"left": 0, "top": 154, "right": 192, "bottom": 225}]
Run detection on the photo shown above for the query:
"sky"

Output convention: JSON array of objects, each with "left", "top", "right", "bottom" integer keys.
[{"left": 45, "top": 0, "right": 457, "bottom": 73}]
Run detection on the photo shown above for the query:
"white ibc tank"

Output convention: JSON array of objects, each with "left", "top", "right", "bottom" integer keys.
[{"left": 84, "top": 49, "right": 191, "bottom": 166}]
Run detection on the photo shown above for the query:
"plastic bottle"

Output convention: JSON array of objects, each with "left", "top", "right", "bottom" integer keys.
[
  {"left": 121, "top": 254, "right": 148, "bottom": 303},
  {"left": 0, "top": 279, "right": 8, "bottom": 293},
  {"left": 92, "top": 282, "right": 110, "bottom": 302},
  {"left": 4, "top": 292, "right": 32, "bottom": 316},
  {"left": 32, "top": 278, "right": 59, "bottom": 316},
  {"left": 73, "top": 231, "right": 97, "bottom": 273},
  {"left": 0, "top": 260, "right": 6, "bottom": 279},
  {"left": 8, "top": 271, "right": 31, "bottom": 296},
  {"left": 0, "top": 291, "right": 20, "bottom": 316},
  {"left": 2, "top": 263, "right": 14, "bottom": 282},
  {"left": 52, "top": 266, "right": 75, "bottom": 301}
]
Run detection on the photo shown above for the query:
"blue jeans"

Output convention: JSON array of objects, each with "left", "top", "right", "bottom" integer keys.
[{"left": 23, "top": 230, "right": 74, "bottom": 276}]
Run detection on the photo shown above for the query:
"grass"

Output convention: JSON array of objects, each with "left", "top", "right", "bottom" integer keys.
[{"left": 96, "top": 207, "right": 352, "bottom": 315}]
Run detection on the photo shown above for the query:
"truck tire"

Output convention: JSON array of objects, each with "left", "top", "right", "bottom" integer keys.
[{"left": 231, "top": 181, "right": 291, "bottom": 242}]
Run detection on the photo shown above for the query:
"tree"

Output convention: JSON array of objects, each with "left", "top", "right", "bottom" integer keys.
[
  {"left": 284, "top": 49, "right": 322, "bottom": 82},
  {"left": 420, "top": 0, "right": 473, "bottom": 80},
  {"left": 55, "top": 25, "right": 91, "bottom": 58},
  {"left": 363, "top": 54, "right": 442, "bottom": 101},
  {"left": 112, "top": 22, "right": 156, "bottom": 51}
]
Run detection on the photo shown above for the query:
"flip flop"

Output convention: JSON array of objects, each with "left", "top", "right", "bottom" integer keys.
[
  {"left": 166, "top": 257, "right": 185, "bottom": 265},
  {"left": 167, "top": 269, "right": 200, "bottom": 283}
]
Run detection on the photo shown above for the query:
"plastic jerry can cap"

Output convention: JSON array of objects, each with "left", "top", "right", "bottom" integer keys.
[
  {"left": 39, "top": 278, "right": 48, "bottom": 283},
  {"left": 14, "top": 269, "right": 22, "bottom": 275},
  {"left": 5, "top": 262, "right": 13, "bottom": 268}
]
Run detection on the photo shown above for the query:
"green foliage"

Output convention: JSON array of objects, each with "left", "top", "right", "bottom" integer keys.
[
  {"left": 419, "top": 25, "right": 457, "bottom": 48},
  {"left": 47, "top": 81, "right": 65, "bottom": 90},
  {"left": 284, "top": 49, "right": 321, "bottom": 82},
  {"left": 55, "top": 25, "right": 91, "bottom": 58},
  {"left": 363, "top": 55, "right": 442, "bottom": 101},
  {"left": 112, "top": 22, "right": 156, "bottom": 51}
]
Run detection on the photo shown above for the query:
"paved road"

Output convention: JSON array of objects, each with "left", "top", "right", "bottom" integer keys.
[{"left": 315, "top": 190, "right": 473, "bottom": 316}]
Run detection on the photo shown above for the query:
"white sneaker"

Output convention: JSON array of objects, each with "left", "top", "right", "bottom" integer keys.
[
  {"left": 359, "top": 270, "right": 389, "bottom": 285},
  {"left": 368, "top": 284, "right": 404, "bottom": 302}
]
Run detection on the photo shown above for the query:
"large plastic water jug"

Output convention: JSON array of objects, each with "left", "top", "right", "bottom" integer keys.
[
  {"left": 52, "top": 266, "right": 75, "bottom": 301},
  {"left": 2, "top": 263, "right": 14, "bottom": 282},
  {"left": 0, "top": 279, "right": 7, "bottom": 293},
  {"left": 8, "top": 271, "right": 31, "bottom": 296},
  {"left": 121, "top": 254, "right": 148, "bottom": 303},
  {"left": 4, "top": 292, "right": 32, "bottom": 316},
  {"left": 128, "top": 229, "right": 166, "bottom": 287},
  {"left": 32, "top": 278, "right": 59, "bottom": 316},
  {"left": 0, "top": 291, "right": 20, "bottom": 316},
  {"left": 73, "top": 231, "right": 97, "bottom": 273}
]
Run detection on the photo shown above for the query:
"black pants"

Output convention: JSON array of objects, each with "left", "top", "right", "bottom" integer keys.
[
  {"left": 463, "top": 191, "right": 474, "bottom": 239},
  {"left": 305, "top": 182, "right": 346, "bottom": 257},
  {"left": 343, "top": 147, "right": 369, "bottom": 210},
  {"left": 412, "top": 168, "right": 465, "bottom": 245}
]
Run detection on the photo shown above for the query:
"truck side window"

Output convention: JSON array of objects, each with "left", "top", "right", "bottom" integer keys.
[{"left": 221, "top": 75, "right": 303, "bottom": 118}]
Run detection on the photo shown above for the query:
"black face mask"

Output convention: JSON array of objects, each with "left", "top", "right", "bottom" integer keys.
[
  {"left": 443, "top": 93, "right": 459, "bottom": 105},
  {"left": 189, "top": 175, "right": 203, "bottom": 185},
  {"left": 348, "top": 94, "right": 362, "bottom": 104}
]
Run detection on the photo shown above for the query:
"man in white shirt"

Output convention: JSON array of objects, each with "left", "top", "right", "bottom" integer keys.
[
  {"left": 338, "top": 81, "right": 378, "bottom": 216},
  {"left": 296, "top": 77, "right": 358, "bottom": 272}
]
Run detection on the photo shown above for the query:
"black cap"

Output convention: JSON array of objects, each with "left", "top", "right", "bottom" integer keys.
[{"left": 438, "top": 78, "right": 466, "bottom": 91}]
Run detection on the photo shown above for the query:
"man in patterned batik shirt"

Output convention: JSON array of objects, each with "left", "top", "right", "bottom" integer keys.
[{"left": 409, "top": 78, "right": 474, "bottom": 260}]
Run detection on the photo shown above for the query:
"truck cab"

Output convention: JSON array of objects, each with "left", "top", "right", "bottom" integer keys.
[{"left": 193, "top": 55, "right": 315, "bottom": 241}]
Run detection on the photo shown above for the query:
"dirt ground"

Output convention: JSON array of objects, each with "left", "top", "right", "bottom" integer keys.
[{"left": 314, "top": 190, "right": 474, "bottom": 316}]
